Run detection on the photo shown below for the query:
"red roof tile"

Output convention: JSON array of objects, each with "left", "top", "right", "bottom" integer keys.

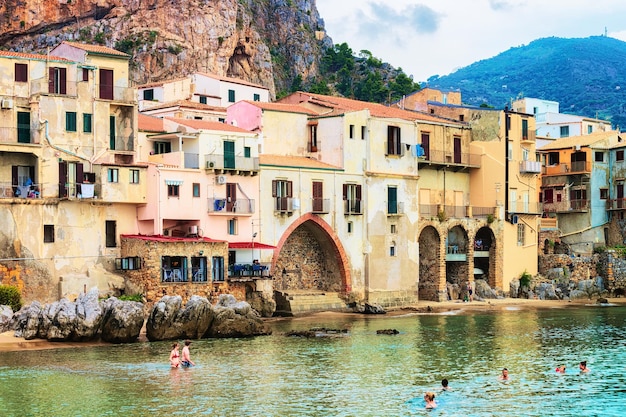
[
  {"left": 143, "top": 100, "right": 226, "bottom": 112},
  {"left": 0, "top": 50, "right": 70, "bottom": 62},
  {"left": 121, "top": 234, "right": 226, "bottom": 243},
  {"left": 61, "top": 41, "right": 130, "bottom": 58},
  {"left": 165, "top": 117, "right": 253, "bottom": 134},
  {"left": 138, "top": 114, "right": 165, "bottom": 132}
]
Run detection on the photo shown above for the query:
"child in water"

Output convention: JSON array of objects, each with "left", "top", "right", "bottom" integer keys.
[{"left": 424, "top": 392, "right": 437, "bottom": 409}]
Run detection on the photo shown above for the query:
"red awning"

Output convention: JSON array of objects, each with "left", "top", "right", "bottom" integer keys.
[{"left": 228, "top": 242, "right": 277, "bottom": 250}]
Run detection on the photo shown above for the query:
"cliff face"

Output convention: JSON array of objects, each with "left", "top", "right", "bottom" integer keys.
[{"left": 0, "top": 0, "right": 332, "bottom": 97}]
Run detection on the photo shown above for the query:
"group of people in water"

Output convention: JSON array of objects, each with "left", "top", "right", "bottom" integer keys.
[
  {"left": 424, "top": 361, "right": 590, "bottom": 409},
  {"left": 169, "top": 340, "right": 196, "bottom": 368}
]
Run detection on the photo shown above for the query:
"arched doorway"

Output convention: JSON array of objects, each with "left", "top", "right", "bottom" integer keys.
[
  {"left": 474, "top": 226, "right": 496, "bottom": 288},
  {"left": 418, "top": 225, "right": 441, "bottom": 301},
  {"left": 445, "top": 225, "right": 469, "bottom": 299}
]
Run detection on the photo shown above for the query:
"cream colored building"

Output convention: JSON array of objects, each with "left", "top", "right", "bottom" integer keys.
[{"left": 0, "top": 43, "right": 146, "bottom": 303}]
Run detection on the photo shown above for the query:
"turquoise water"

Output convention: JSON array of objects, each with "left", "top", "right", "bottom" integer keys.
[{"left": 1, "top": 305, "right": 625, "bottom": 416}]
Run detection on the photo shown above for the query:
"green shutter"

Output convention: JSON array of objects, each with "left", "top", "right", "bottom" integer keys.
[{"left": 17, "top": 112, "right": 30, "bottom": 143}]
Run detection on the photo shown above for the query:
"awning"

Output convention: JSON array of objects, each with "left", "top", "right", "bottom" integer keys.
[
  {"left": 228, "top": 242, "right": 276, "bottom": 250},
  {"left": 165, "top": 179, "right": 184, "bottom": 186}
]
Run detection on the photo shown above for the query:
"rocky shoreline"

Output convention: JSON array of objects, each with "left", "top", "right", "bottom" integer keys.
[{"left": 3, "top": 297, "right": 624, "bottom": 352}]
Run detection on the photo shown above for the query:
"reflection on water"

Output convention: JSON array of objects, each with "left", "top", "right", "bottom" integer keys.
[{"left": 1, "top": 307, "right": 626, "bottom": 416}]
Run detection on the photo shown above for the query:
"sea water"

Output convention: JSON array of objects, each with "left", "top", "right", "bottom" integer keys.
[{"left": 0, "top": 305, "right": 625, "bottom": 417}]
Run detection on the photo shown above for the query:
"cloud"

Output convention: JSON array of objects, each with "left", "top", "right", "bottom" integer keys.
[
  {"left": 356, "top": 2, "right": 441, "bottom": 40},
  {"left": 488, "top": 0, "right": 522, "bottom": 11}
]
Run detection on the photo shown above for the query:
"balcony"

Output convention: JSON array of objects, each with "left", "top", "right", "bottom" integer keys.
[
  {"left": 99, "top": 85, "right": 136, "bottom": 104},
  {"left": 509, "top": 201, "right": 542, "bottom": 215},
  {"left": 208, "top": 198, "right": 255, "bottom": 214},
  {"left": 0, "top": 126, "right": 41, "bottom": 145},
  {"left": 519, "top": 160, "right": 542, "bottom": 174},
  {"left": 311, "top": 198, "right": 330, "bottom": 214},
  {"left": 543, "top": 161, "right": 592, "bottom": 176},
  {"left": 444, "top": 205, "right": 467, "bottom": 219},
  {"left": 418, "top": 149, "right": 481, "bottom": 170},
  {"left": 387, "top": 201, "right": 404, "bottom": 216},
  {"left": 520, "top": 130, "right": 536, "bottom": 144},
  {"left": 608, "top": 198, "right": 626, "bottom": 210},
  {"left": 0, "top": 182, "right": 41, "bottom": 199},
  {"left": 31, "top": 78, "right": 78, "bottom": 97},
  {"left": 344, "top": 199, "right": 363, "bottom": 215},
  {"left": 205, "top": 154, "right": 259, "bottom": 175},
  {"left": 274, "top": 197, "right": 295, "bottom": 214},
  {"left": 228, "top": 263, "right": 271, "bottom": 278},
  {"left": 419, "top": 204, "right": 497, "bottom": 219},
  {"left": 542, "top": 199, "right": 590, "bottom": 213}
]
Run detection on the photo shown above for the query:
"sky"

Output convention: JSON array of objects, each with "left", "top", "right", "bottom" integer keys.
[{"left": 315, "top": 0, "right": 626, "bottom": 83}]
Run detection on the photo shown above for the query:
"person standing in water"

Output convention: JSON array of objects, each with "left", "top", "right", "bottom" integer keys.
[
  {"left": 181, "top": 340, "right": 195, "bottom": 368},
  {"left": 169, "top": 342, "right": 180, "bottom": 368}
]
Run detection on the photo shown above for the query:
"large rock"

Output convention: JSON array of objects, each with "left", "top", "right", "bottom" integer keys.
[
  {"left": 206, "top": 294, "right": 271, "bottom": 338},
  {"left": 146, "top": 295, "right": 214, "bottom": 341},
  {"left": 474, "top": 279, "right": 498, "bottom": 299},
  {"left": 0, "top": 305, "right": 13, "bottom": 333},
  {"left": 13, "top": 301, "right": 43, "bottom": 340},
  {"left": 100, "top": 297, "right": 145, "bottom": 343},
  {"left": 40, "top": 298, "right": 76, "bottom": 341},
  {"left": 74, "top": 288, "right": 104, "bottom": 340},
  {"left": 247, "top": 292, "right": 276, "bottom": 318}
]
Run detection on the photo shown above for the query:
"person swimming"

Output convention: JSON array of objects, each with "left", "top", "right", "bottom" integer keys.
[
  {"left": 498, "top": 368, "right": 510, "bottom": 382},
  {"left": 579, "top": 361, "right": 590, "bottom": 373},
  {"left": 556, "top": 365, "right": 566, "bottom": 373},
  {"left": 424, "top": 391, "right": 437, "bottom": 409},
  {"left": 441, "top": 378, "right": 451, "bottom": 391}
]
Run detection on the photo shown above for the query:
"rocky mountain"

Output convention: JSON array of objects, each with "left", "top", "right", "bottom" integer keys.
[
  {"left": 0, "top": 0, "right": 332, "bottom": 98},
  {"left": 426, "top": 36, "right": 626, "bottom": 128}
]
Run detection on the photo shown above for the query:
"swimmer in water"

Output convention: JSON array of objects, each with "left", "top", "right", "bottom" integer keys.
[
  {"left": 424, "top": 391, "right": 437, "bottom": 409},
  {"left": 498, "top": 368, "right": 510, "bottom": 381},
  {"left": 556, "top": 364, "right": 566, "bottom": 373},
  {"left": 579, "top": 361, "right": 590, "bottom": 373}
]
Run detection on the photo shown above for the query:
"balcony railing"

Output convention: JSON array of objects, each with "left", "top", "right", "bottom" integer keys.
[
  {"left": 311, "top": 198, "right": 330, "bottom": 214},
  {"left": 608, "top": 198, "right": 626, "bottom": 210},
  {"left": 59, "top": 182, "right": 100, "bottom": 199},
  {"left": 520, "top": 130, "right": 536, "bottom": 143},
  {"left": 444, "top": 205, "right": 467, "bottom": 218},
  {"left": 519, "top": 160, "right": 542, "bottom": 174},
  {"left": 228, "top": 263, "right": 270, "bottom": 278},
  {"left": 208, "top": 198, "right": 255, "bottom": 214},
  {"left": 542, "top": 199, "right": 590, "bottom": 212},
  {"left": 387, "top": 201, "right": 404, "bottom": 215},
  {"left": 274, "top": 197, "right": 295, "bottom": 213},
  {"left": 509, "top": 201, "right": 542, "bottom": 214},
  {"left": 205, "top": 155, "right": 259, "bottom": 173},
  {"left": 0, "top": 182, "right": 41, "bottom": 199},
  {"left": 0, "top": 126, "right": 41, "bottom": 145},
  {"left": 184, "top": 153, "right": 199, "bottom": 169},
  {"left": 344, "top": 199, "right": 363, "bottom": 215},
  {"left": 419, "top": 149, "right": 481, "bottom": 167},
  {"left": 542, "top": 161, "right": 592, "bottom": 175},
  {"left": 31, "top": 78, "right": 78, "bottom": 97}
]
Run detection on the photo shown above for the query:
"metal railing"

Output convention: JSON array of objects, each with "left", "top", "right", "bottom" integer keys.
[
  {"left": 419, "top": 149, "right": 481, "bottom": 167},
  {"left": 509, "top": 201, "right": 542, "bottom": 214},
  {"left": 228, "top": 263, "right": 271, "bottom": 278},
  {"left": 0, "top": 182, "right": 42, "bottom": 199},
  {"left": 519, "top": 160, "right": 542, "bottom": 174},
  {"left": 542, "top": 199, "right": 590, "bottom": 212},
  {"left": 444, "top": 205, "right": 466, "bottom": 218},
  {"left": 30, "top": 78, "right": 78, "bottom": 96},
  {"left": 274, "top": 197, "right": 295, "bottom": 213},
  {"left": 608, "top": 198, "right": 626, "bottom": 210},
  {"left": 208, "top": 198, "right": 255, "bottom": 214},
  {"left": 311, "top": 198, "right": 330, "bottom": 214},
  {"left": 543, "top": 161, "right": 592, "bottom": 175},
  {"left": 344, "top": 199, "right": 363, "bottom": 215},
  {"left": 204, "top": 155, "right": 259, "bottom": 172},
  {"left": 0, "top": 126, "right": 42, "bottom": 144},
  {"left": 387, "top": 201, "right": 404, "bottom": 215}
]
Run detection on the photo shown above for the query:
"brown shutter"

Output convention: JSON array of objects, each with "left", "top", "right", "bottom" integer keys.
[
  {"left": 48, "top": 67, "right": 55, "bottom": 93},
  {"left": 11, "top": 166, "right": 18, "bottom": 186},
  {"left": 396, "top": 127, "right": 402, "bottom": 154},
  {"left": 59, "top": 68, "right": 67, "bottom": 95},
  {"left": 343, "top": 184, "right": 348, "bottom": 200},
  {"left": 76, "top": 163, "right": 84, "bottom": 196},
  {"left": 356, "top": 185, "right": 362, "bottom": 200},
  {"left": 287, "top": 181, "right": 293, "bottom": 198},
  {"left": 387, "top": 126, "right": 393, "bottom": 154},
  {"left": 58, "top": 161, "right": 67, "bottom": 197},
  {"left": 272, "top": 180, "right": 277, "bottom": 197}
]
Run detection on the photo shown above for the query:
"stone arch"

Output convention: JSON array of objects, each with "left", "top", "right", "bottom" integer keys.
[
  {"left": 271, "top": 213, "right": 351, "bottom": 294},
  {"left": 445, "top": 224, "right": 469, "bottom": 299},
  {"left": 474, "top": 226, "right": 497, "bottom": 288},
  {"left": 418, "top": 225, "right": 441, "bottom": 301}
]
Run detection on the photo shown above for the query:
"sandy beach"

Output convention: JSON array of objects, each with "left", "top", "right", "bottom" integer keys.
[{"left": 2, "top": 297, "right": 624, "bottom": 352}]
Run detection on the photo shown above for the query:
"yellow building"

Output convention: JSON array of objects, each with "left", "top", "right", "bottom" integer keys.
[{"left": 0, "top": 43, "right": 146, "bottom": 303}]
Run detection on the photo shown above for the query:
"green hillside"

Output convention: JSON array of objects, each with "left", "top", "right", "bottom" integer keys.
[{"left": 426, "top": 36, "right": 626, "bottom": 129}]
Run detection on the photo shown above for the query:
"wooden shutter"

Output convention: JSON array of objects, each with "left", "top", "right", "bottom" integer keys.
[
  {"left": 312, "top": 181, "right": 323, "bottom": 212},
  {"left": 15, "top": 63, "right": 27, "bottom": 82},
  {"left": 272, "top": 180, "right": 277, "bottom": 197},
  {"left": 48, "top": 67, "right": 55, "bottom": 93},
  {"left": 421, "top": 133, "right": 430, "bottom": 159},
  {"left": 287, "top": 181, "right": 293, "bottom": 197},
  {"left": 59, "top": 161, "right": 67, "bottom": 197},
  {"left": 11, "top": 166, "right": 18, "bottom": 186},
  {"left": 396, "top": 127, "right": 402, "bottom": 155},
  {"left": 356, "top": 185, "right": 362, "bottom": 200},
  {"left": 226, "top": 183, "right": 236, "bottom": 211},
  {"left": 387, "top": 126, "right": 394, "bottom": 155},
  {"left": 343, "top": 184, "right": 348, "bottom": 200},
  {"left": 59, "top": 68, "right": 66, "bottom": 95},
  {"left": 99, "top": 69, "right": 114, "bottom": 100}
]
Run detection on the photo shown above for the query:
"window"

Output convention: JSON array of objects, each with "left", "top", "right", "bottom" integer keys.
[
  {"left": 253, "top": 93, "right": 260, "bottom": 102},
  {"left": 168, "top": 184, "right": 180, "bottom": 197},
  {"left": 17, "top": 111, "right": 30, "bottom": 144},
  {"left": 191, "top": 256, "right": 207, "bottom": 282},
  {"left": 386, "top": 126, "right": 402, "bottom": 155},
  {"left": 522, "top": 119, "right": 528, "bottom": 140},
  {"left": 421, "top": 133, "right": 430, "bottom": 160},
  {"left": 130, "top": 169, "right": 140, "bottom": 184},
  {"left": 107, "top": 168, "right": 119, "bottom": 183},
  {"left": 99, "top": 69, "right": 114, "bottom": 100},
  {"left": 361, "top": 126, "right": 366, "bottom": 140},
  {"left": 560, "top": 126, "right": 569, "bottom": 138},
  {"left": 44, "top": 225, "right": 54, "bottom": 243},
  {"left": 81, "top": 68, "right": 89, "bottom": 82},
  {"left": 548, "top": 152, "right": 560, "bottom": 165},
  {"left": 65, "top": 112, "right": 77, "bottom": 132},
  {"left": 212, "top": 256, "right": 225, "bottom": 282},
  {"left": 390, "top": 242, "right": 396, "bottom": 257},
  {"left": 617, "top": 150, "right": 625, "bottom": 162},
  {"left": 143, "top": 89, "right": 154, "bottom": 100},
  {"left": 228, "top": 218, "right": 238, "bottom": 235},
  {"left": 49, "top": 67, "right": 67, "bottom": 94},
  {"left": 600, "top": 188, "right": 608, "bottom": 199},
  {"left": 228, "top": 89, "right": 235, "bottom": 103},
  {"left": 349, "top": 124, "right": 355, "bottom": 139},
  {"left": 343, "top": 183, "right": 362, "bottom": 214},
  {"left": 312, "top": 181, "right": 324, "bottom": 213},
  {"left": 192, "top": 183, "right": 200, "bottom": 197},
  {"left": 309, "top": 123, "right": 318, "bottom": 152},
  {"left": 390, "top": 224, "right": 397, "bottom": 234},
  {"left": 459, "top": 114, "right": 464, "bottom": 122},
  {"left": 199, "top": 95, "right": 207, "bottom": 104},
  {"left": 162, "top": 256, "right": 188, "bottom": 282},
  {"left": 522, "top": 148, "right": 529, "bottom": 161},
  {"left": 105, "top": 220, "right": 116, "bottom": 248},
  {"left": 15, "top": 63, "right": 27, "bottom": 82},
  {"left": 115, "top": 257, "right": 142, "bottom": 270},
  {"left": 244, "top": 146, "right": 251, "bottom": 158},
  {"left": 154, "top": 141, "right": 172, "bottom": 154},
  {"left": 595, "top": 152, "right": 604, "bottom": 162},
  {"left": 588, "top": 125, "right": 593, "bottom": 134},
  {"left": 347, "top": 221, "right": 353, "bottom": 233},
  {"left": 517, "top": 224, "right": 525, "bottom": 246},
  {"left": 533, "top": 107, "right": 538, "bottom": 115},
  {"left": 272, "top": 180, "right": 293, "bottom": 211},
  {"left": 218, "top": 118, "right": 225, "bottom": 123},
  {"left": 387, "top": 186, "right": 398, "bottom": 214},
  {"left": 83, "top": 113, "right": 92, "bottom": 133}
]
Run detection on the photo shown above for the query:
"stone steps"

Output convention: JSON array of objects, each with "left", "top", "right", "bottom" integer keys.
[{"left": 274, "top": 291, "right": 348, "bottom": 316}]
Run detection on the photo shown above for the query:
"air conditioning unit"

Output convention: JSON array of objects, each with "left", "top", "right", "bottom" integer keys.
[
  {"left": 206, "top": 161, "right": 215, "bottom": 168},
  {"left": 1, "top": 99, "right": 13, "bottom": 109},
  {"left": 188, "top": 225, "right": 198, "bottom": 235},
  {"left": 216, "top": 175, "right": 227, "bottom": 185}
]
